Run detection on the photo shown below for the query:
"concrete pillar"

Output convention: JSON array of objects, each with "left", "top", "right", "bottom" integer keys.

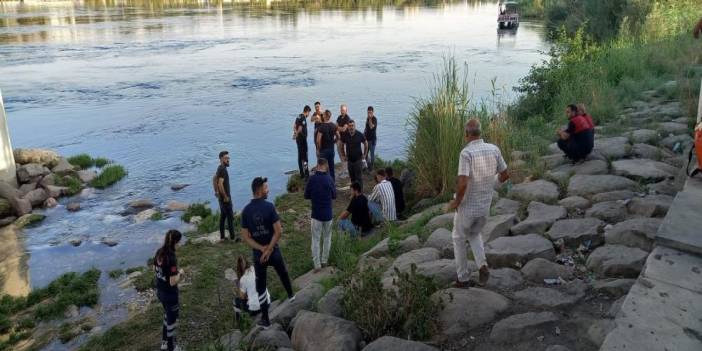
[{"left": 0, "top": 89, "right": 17, "bottom": 186}]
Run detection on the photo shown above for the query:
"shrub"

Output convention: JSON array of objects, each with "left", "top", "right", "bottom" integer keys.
[
  {"left": 67, "top": 154, "right": 94, "bottom": 169},
  {"left": 90, "top": 165, "right": 127, "bottom": 189},
  {"left": 181, "top": 202, "right": 213, "bottom": 223}
]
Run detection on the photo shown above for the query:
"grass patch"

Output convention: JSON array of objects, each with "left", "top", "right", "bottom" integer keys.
[
  {"left": 94, "top": 157, "right": 111, "bottom": 168},
  {"left": 150, "top": 212, "right": 163, "bottom": 221},
  {"left": 108, "top": 269, "right": 124, "bottom": 279},
  {"left": 54, "top": 174, "right": 83, "bottom": 196},
  {"left": 286, "top": 174, "right": 304, "bottom": 193},
  {"left": 90, "top": 165, "right": 127, "bottom": 189},
  {"left": 181, "top": 202, "right": 213, "bottom": 224},
  {"left": 67, "top": 154, "right": 94, "bottom": 170}
]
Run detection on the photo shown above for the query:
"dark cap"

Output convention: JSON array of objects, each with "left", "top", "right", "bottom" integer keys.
[{"left": 251, "top": 176, "right": 268, "bottom": 194}]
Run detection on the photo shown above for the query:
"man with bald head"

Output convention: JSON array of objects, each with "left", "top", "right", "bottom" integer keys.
[{"left": 446, "top": 119, "right": 510, "bottom": 288}]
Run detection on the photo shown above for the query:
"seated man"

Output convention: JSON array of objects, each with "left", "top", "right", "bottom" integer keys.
[
  {"left": 338, "top": 182, "right": 373, "bottom": 236},
  {"left": 557, "top": 104, "right": 594, "bottom": 163},
  {"left": 368, "top": 169, "right": 397, "bottom": 222}
]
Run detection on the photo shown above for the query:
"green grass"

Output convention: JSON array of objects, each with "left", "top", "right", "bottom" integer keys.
[
  {"left": 181, "top": 202, "right": 213, "bottom": 224},
  {"left": 67, "top": 154, "right": 94, "bottom": 170},
  {"left": 94, "top": 157, "right": 111, "bottom": 168},
  {"left": 90, "top": 165, "right": 127, "bottom": 189},
  {"left": 54, "top": 174, "right": 83, "bottom": 196},
  {"left": 150, "top": 212, "right": 163, "bottom": 221},
  {"left": 286, "top": 174, "right": 304, "bottom": 193},
  {"left": 108, "top": 269, "right": 125, "bottom": 279}
]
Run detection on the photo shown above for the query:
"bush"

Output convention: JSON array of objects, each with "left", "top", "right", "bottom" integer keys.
[
  {"left": 67, "top": 154, "right": 94, "bottom": 169},
  {"left": 181, "top": 202, "right": 213, "bottom": 223},
  {"left": 90, "top": 165, "right": 127, "bottom": 189}
]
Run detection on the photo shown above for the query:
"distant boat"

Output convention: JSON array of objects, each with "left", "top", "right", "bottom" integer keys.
[{"left": 498, "top": 1, "right": 520, "bottom": 29}]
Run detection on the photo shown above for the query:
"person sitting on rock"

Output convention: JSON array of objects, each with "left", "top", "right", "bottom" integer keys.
[
  {"left": 338, "top": 181, "right": 373, "bottom": 236},
  {"left": 557, "top": 104, "right": 595, "bottom": 163},
  {"left": 368, "top": 169, "right": 397, "bottom": 222},
  {"left": 233, "top": 255, "right": 268, "bottom": 326}
]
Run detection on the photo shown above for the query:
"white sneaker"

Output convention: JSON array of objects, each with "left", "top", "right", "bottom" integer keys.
[
  {"left": 173, "top": 345, "right": 184, "bottom": 351},
  {"left": 160, "top": 341, "right": 167, "bottom": 351}
]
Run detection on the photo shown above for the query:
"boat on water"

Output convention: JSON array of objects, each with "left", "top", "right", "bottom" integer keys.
[{"left": 498, "top": 1, "right": 520, "bottom": 29}]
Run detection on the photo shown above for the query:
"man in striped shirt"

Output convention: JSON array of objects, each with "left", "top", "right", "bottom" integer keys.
[
  {"left": 446, "top": 119, "right": 510, "bottom": 288},
  {"left": 368, "top": 169, "right": 397, "bottom": 222}
]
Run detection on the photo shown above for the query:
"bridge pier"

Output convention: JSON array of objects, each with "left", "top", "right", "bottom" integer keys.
[{"left": 0, "top": 89, "right": 17, "bottom": 187}]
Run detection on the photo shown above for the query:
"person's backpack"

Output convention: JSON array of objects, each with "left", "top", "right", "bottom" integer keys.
[{"left": 687, "top": 126, "right": 702, "bottom": 177}]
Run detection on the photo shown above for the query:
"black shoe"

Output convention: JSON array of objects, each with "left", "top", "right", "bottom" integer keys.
[{"left": 257, "top": 320, "right": 271, "bottom": 329}]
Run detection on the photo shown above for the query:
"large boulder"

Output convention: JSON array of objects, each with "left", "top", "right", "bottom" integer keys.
[
  {"left": 13, "top": 148, "right": 60, "bottom": 166},
  {"left": 424, "top": 213, "right": 454, "bottom": 231},
  {"left": 558, "top": 196, "right": 591, "bottom": 210},
  {"left": 521, "top": 258, "right": 573, "bottom": 283},
  {"left": 486, "top": 234, "right": 555, "bottom": 268},
  {"left": 510, "top": 202, "right": 566, "bottom": 235},
  {"left": 604, "top": 218, "right": 662, "bottom": 251},
  {"left": 627, "top": 195, "right": 673, "bottom": 218},
  {"left": 628, "top": 129, "right": 659, "bottom": 144},
  {"left": 489, "top": 312, "right": 559, "bottom": 343},
  {"left": 546, "top": 159, "right": 609, "bottom": 182},
  {"left": 44, "top": 185, "right": 68, "bottom": 199},
  {"left": 270, "top": 283, "right": 324, "bottom": 328},
  {"left": 611, "top": 159, "right": 676, "bottom": 182},
  {"left": 243, "top": 323, "right": 292, "bottom": 349},
  {"left": 217, "top": 330, "right": 242, "bottom": 351},
  {"left": 317, "top": 286, "right": 344, "bottom": 318},
  {"left": 546, "top": 218, "right": 604, "bottom": 248},
  {"left": 134, "top": 209, "right": 158, "bottom": 224},
  {"left": 585, "top": 201, "right": 628, "bottom": 223},
  {"left": 165, "top": 200, "right": 188, "bottom": 212},
  {"left": 631, "top": 143, "right": 673, "bottom": 160},
  {"left": 424, "top": 228, "right": 454, "bottom": 258},
  {"left": 469, "top": 268, "right": 524, "bottom": 290},
  {"left": 591, "top": 190, "right": 635, "bottom": 203},
  {"left": 22, "top": 188, "right": 49, "bottom": 207},
  {"left": 293, "top": 266, "right": 337, "bottom": 290},
  {"left": 362, "top": 336, "right": 439, "bottom": 351},
  {"left": 567, "top": 175, "right": 637, "bottom": 198},
  {"left": 291, "top": 311, "right": 362, "bottom": 351},
  {"left": 14, "top": 213, "right": 45, "bottom": 228},
  {"left": 415, "top": 259, "right": 465, "bottom": 287},
  {"left": 660, "top": 134, "right": 692, "bottom": 150},
  {"left": 384, "top": 248, "right": 440, "bottom": 277},
  {"left": 657, "top": 122, "right": 688, "bottom": 134},
  {"left": 508, "top": 180, "right": 559, "bottom": 204},
  {"left": 128, "top": 198, "right": 155, "bottom": 210},
  {"left": 16, "top": 163, "right": 50, "bottom": 184},
  {"left": 594, "top": 137, "right": 630, "bottom": 159},
  {"left": 513, "top": 287, "right": 582, "bottom": 309},
  {"left": 402, "top": 203, "right": 445, "bottom": 228},
  {"left": 481, "top": 214, "right": 518, "bottom": 242},
  {"left": 76, "top": 170, "right": 97, "bottom": 183},
  {"left": 647, "top": 179, "right": 680, "bottom": 196},
  {"left": 51, "top": 158, "right": 76, "bottom": 175},
  {"left": 492, "top": 198, "right": 521, "bottom": 215},
  {"left": 586, "top": 245, "right": 648, "bottom": 278},
  {"left": 431, "top": 288, "right": 510, "bottom": 338},
  {"left": 593, "top": 278, "right": 636, "bottom": 298},
  {"left": 0, "top": 198, "right": 12, "bottom": 217},
  {"left": 0, "top": 182, "right": 32, "bottom": 216}
]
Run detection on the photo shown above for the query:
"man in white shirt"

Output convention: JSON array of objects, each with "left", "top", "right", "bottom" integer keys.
[
  {"left": 446, "top": 119, "right": 510, "bottom": 288},
  {"left": 368, "top": 168, "right": 397, "bottom": 222}
]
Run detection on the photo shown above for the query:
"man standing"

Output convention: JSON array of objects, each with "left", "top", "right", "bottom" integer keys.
[
  {"left": 240, "top": 177, "right": 295, "bottom": 328},
  {"left": 340, "top": 120, "right": 368, "bottom": 191},
  {"left": 385, "top": 167, "right": 405, "bottom": 217},
  {"left": 336, "top": 104, "right": 352, "bottom": 178},
  {"left": 304, "top": 159, "right": 336, "bottom": 271},
  {"left": 364, "top": 106, "right": 378, "bottom": 171},
  {"left": 215, "top": 151, "right": 235, "bottom": 241},
  {"left": 556, "top": 104, "right": 595, "bottom": 163},
  {"left": 368, "top": 169, "right": 396, "bottom": 222},
  {"left": 316, "top": 110, "right": 338, "bottom": 180},
  {"left": 294, "top": 105, "right": 311, "bottom": 178},
  {"left": 446, "top": 119, "right": 509, "bottom": 288},
  {"left": 338, "top": 182, "right": 373, "bottom": 236}
]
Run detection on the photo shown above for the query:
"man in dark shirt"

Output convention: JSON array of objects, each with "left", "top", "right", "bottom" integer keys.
[
  {"left": 338, "top": 182, "right": 373, "bottom": 236},
  {"left": 316, "top": 110, "right": 339, "bottom": 180},
  {"left": 557, "top": 104, "right": 595, "bottom": 163},
  {"left": 215, "top": 151, "right": 236, "bottom": 241},
  {"left": 336, "top": 104, "right": 352, "bottom": 178},
  {"left": 385, "top": 167, "right": 406, "bottom": 217},
  {"left": 294, "top": 105, "right": 311, "bottom": 178},
  {"left": 304, "top": 158, "right": 336, "bottom": 271},
  {"left": 364, "top": 106, "right": 378, "bottom": 171},
  {"left": 240, "top": 177, "right": 295, "bottom": 328},
  {"left": 311, "top": 101, "right": 323, "bottom": 158},
  {"left": 340, "top": 120, "right": 368, "bottom": 191}
]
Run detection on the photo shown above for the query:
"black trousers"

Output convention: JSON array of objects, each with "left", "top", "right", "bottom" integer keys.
[
  {"left": 348, "top": 159, "right": 363, "bottom": 191},
  {"left": 158, "top": 291, "right": 179, "bottom": 351},
  {"left": 557, "top": 138, "right": 592, "bottom": 162},
  {"left": 296, "top": 139, "right": 309, "bottom": 178},
  {"left": 218, "top": 199, "right": 235, "bottom": 240},
  {"left": 253, "top": 247, "right": 294, "bottom": 303}
]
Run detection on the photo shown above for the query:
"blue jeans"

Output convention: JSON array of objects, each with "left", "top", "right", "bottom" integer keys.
[
  {"left": 368, "top": 201, "right": 384, "bottom": 223},
  {"left": 367, "top": 140, "right": 376, "bottom": 170},
  {"left": 320, "top": 148, "right": 335, "bottom": 180},
  {"left": 338, "top": 219, "right": 358, "bottom": 236}
]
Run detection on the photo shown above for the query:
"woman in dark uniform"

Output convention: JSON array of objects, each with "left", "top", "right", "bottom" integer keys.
[{"left": 154, "top": 230, "right": 184, "bottom": 351}]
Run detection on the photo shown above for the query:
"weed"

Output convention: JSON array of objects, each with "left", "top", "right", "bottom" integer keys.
[
  {"left": 181, "top": 202, "right": 213, "bottom": 223},
  {"left": 54, "top": 175, "right": 82, "bottom": 196},
  {"left": 67, "top": 154, "right": 94, "bottom": 169},
  {"left": 90, "top": 165, "right": 127, "bottom": 189}
]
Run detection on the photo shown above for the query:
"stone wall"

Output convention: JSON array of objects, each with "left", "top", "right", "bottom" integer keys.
[{"left": 0, "top": 89, "right": 17, "bottom": 187}]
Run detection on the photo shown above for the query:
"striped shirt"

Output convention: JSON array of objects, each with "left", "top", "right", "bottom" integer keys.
[
  {"left": 368, "top": 179, "right": 397, "bottom": 221},
  {"left": 458, "top": 139, "right": 507, "bottom": 217}
]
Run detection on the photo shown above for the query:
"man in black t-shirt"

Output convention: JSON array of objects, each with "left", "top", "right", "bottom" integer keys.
[
  {"left": 385, "top": 167, "right": 405, "bottom": 217},
  {"left": 340, "top": 120, "right": 368, "bottom": 191},
  {"left": 215, "top": 151, "right": 236, "bottom": 241},
  {"left": 293, "top": 105, "right": 311, "bottom": 178},
  {"left": 364, "top": 106, "right": 378, "bottom": 171},
  {"left": 316, "top": 110, "right": 339, "bottom": 180},
  {"left": 240, "top": 177, "right": 295, "bottom": 328},
  {"left": 336, "top": 104, "right": 351, "bottom": 178},
  {"left": 338, "top": 182, "right": 373, "bottom": 236}
]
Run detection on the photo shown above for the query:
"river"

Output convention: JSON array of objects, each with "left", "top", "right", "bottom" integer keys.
[{"left": 0, "top": 0, "right": 547, "bottom": 290}]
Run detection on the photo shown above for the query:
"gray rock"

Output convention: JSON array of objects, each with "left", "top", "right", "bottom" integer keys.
[
  {"left": 611, "top": 159, "right": 676, "bottom": 181},
  {"left": 0, "top": 216, "right": 16, "bottom": 228},
  {"left": 77, "top": 170, "right": 97, "bottom": 183},
  {"left": 657, "top": 122, "right": 688, "bottom": 135},
  {"left": 424, "top": 213, "right": 454, "bottom": 231},
  {"left": 469, "top": 267, "right": 524, "bottom": 290},
  {"left": 586, "top": 319, "right": 615, "bottom": 347},
  {"left": 481, "top": 214, "right": 517, "bottom": 242},
  {"left": 357, "top": 256, "right": 390, "bottom": 272},
  {"left": 244, "top": 323, "right": 292, "bottom": 349},
  {"left": 593, "top": 279, "right": 636, "bottom": 298},
  {"left": 415, "top": 259, "right": 465, "bottom": 287},
  {"left": 547, "top": 159, "right": 609, "bottom": 182},
  {"left": 17, "top": 163, "right": 51, "bottom": 184},
  {"left": 513, "top": 287, "right": 582, "bottom": 308},
  {"left": 362, "top": 336, "right": 439, "bottom": 351},
  {"left": 402, "top": 203, "right": 445, "bottom": 228},
  {"left": 586, "top": 245, "right": 648, "bottom": 278},
  {"left": 567, "top": 175, "right": 637, "bottom": 197},
  {"left": 647, "top": 179, "right": 680, "bottom": 196},
  {"left": 432, "top": 288, "right": 510, "bottom": 338},
  {"left": 45, "top": 185, "right": 68, "bottom": 198},
  {"left": 558, "top": 196, "right": 591, "bottom": 210},
  {"left": 52, "top": 158, "right": 76, "bottom": 175},
  {"left": 293, "top": 267, "right": 337, "bottom": 290},
  {"left": 540, "top": 154, "right": 568, "bottom": 169},
  {"left": 424, "top": 228, "right": 454, "bottom": 258},
  {"left": 628, "top": 129, "right": 659, "bottom": 144},
  {"left": 585, "top": 201, "right": 628, "bottom": 223},
  {"left": 14, "top": 213, "right": 45, "bottom": 228},
  {"left": 604, "top": 218, "right": 662, "bottom": 251},
  {"left": 13, "top": 148, "right": 60, "bottom": 166},
  {"left": 591, "top": 190, "right": 635, "bottom": 203},
  {"left": 509, "top": 179, "right": 560, "bottom": 204},
  {"left": 546, "top": 218, "right": 604, "bottom": 248},
  {"left": 489, "top": 312, "right": 559, "bottom": 343},
  {"left": 486, "top": 234, "right": 555, "bottom": 268},
  {"left": 67, "top": 202, "right": 81, "bottom": 212},
  {"left": 18, "top": 182, "right": 37, "bottom": 196},
  {"left": 521, "top": 258, "right": 573, "bottom": 282},
  {"left": 317, "top": 286, "right": 344, "bottom": 318},
  {"left": 363, "top": 235, "right": 420, "bottom": 258},
  {"left": 594, "top": 137, "right": 630, "bottom": 159},
  {"left": 218, "top": 330, "right": 243, "bottom": 351},
  {"left": 606, "top": 296, "right": 626, "bottom": 318},
  {"left": 22, "top": 188, "right": 49, "bottom": 207},
  {"left": 44, "top": 197, "right": 58, "bottom": 208},
  {"left": 631, "top": 143, "right": 672, "bottom": 160},
  {"left": 101, "top": 238, "right": 118, "bottom": 247},
  {"left": 384, "top": 248, "right": 440, "bottom": 277},
  {"left": 627, "top": 195, "right": 673, "bottom": 218},
  {"left": 165, "top": 200, "right": 188, "bottom": 212},
  {"left": 660, "top": 134, "right": 692, "bottom": 150},
  {"left": 270, "top": 283, "right": 324, "bottom": 328},
  {"left": 291, "top": 311, "right": 362, "bottom": 351},
  {"left": 127, "top": 198, "right": 155, "bottom": 210},
  {"left": 510, "top": 202, "right": 567, "bottom": 235},
  {"left": 492, "top": 198, "right": 521, "bottom": 215},
  {"left": 170, "top": 183, "right": 189, "bottom": 191}
]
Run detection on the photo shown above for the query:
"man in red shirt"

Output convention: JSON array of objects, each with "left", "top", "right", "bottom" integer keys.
[{"left": 557, "top": 104, "right": 595, "bottom": 163}]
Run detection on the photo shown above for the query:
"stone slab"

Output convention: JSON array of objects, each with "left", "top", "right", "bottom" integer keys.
[
  {"left": 643, "top": 246, "right": 702, "bottom": 294},
  {"left": 655, "top": 186, "right": 702, "bottom": 255}
]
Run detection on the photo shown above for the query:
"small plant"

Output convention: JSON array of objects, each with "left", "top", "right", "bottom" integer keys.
[
  {"left": 150, "top": 212, "right": 164, "bottom": 221},
  {"left": 93, "top": 157, "right": 110, "bottom": 168},
  {"left": 55, "top": 175, "right": 82, "bottom": 196},
  {"left": 181, "top": 202, "right": 212, "bottom": 223},
  {"left": 90, "top": 165, "right": 127, "bottom": 189},
  {"left": 197, "top": 212, "right": 220, "bottom": 234},
  {"left": 67, "top": 154, "right": 94, "bottom": 170},
  {"left": 133, "top": 269, "right": 155, "bottom": 292},
  {"left": 108, "top": 269, "right": 124, "bottom": 279}
]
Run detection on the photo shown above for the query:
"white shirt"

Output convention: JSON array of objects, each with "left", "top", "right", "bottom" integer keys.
[
  {"left": 238, "top": 266, "right": 269, "bottom": 311},
  {"left": 368, "top": 179, "right": 397, "bottom": 221},
  {"left": 457, "top": 139, "right": 507, "bottom": 217}
]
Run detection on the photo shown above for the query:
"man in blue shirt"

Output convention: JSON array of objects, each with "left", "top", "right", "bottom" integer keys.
[
  {"left": 304, "top": 158, "right": 336, "bottom": 272},
  {"left": 240, "top": 177, "right": 295, "bottom": 328}
]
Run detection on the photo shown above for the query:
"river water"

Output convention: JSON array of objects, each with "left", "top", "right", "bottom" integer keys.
[{"left": 0, "top": 0, "right": 548, "bottom": 290}]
